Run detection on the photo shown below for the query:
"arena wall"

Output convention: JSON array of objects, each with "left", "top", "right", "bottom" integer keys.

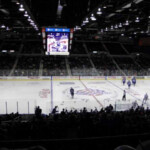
[{"left": 0, "top": 76, "right": 148, "bottom": 81}]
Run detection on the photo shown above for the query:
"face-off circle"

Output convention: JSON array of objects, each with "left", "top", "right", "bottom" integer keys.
[
  {"left": 76, "top": 88, "right": 110, "bottom": 96},
  {"left": 63, "top": 85, "right": 117, "bottom": 100}
]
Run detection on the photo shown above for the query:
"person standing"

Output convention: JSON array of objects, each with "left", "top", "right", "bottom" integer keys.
[
  {"left": 142, "top": 93, "right": 148, "bottom": 105},
  {"left": 122, "top": 77, "right": 126, "bottom": 86},
  {"left": 122, "top": 90, "right": 126, "bottom": 101},
  {"left": 70, "top": 87, "right": 74, "bottom": 99},
  {"left": 127, "top": 80, "right": 131, "bottom": 89},
  {"left": 132, "top": 76, "right": 136, "bottom": 86}
]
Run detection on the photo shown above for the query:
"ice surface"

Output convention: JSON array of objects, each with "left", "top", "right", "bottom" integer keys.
[{"left": 0, "top": 79, "right": 149, "bottom": 114}]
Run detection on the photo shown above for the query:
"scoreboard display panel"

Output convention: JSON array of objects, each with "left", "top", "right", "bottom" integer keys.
[{"left": 45, "top": 28, "right": 70, "bottom": 55}]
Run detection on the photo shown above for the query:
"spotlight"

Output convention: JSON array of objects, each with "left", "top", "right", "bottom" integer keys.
[
  {"left": 119, "top": 23, "right": 122, "bottom": 28},
  {"left": 30, "top": 19, "right": 34, "bottom": 23},
  {"left": 16, "top": 2, "right": 20, "bottom": 5},
  {"left": 115, "top": 25, "right": 118, "bottom": 29},
  {"left": 1, "top": 24, "right": 6, "bottom": 28},
  {"left": 84, "top": 18, "right": 89, "bottom": 23},
  {"left": 24, "top": 11, "right": 28, "bottom": 17},
  {"left": 125, "top": 20, "right": 129, "bottom": 26},
  {"left": 19, "top": 4, "right": 25, "bottom": 11},
  {"left": 6, "top": 27, "right": 10, "bottom": 31},
  {"left": 90, "top": 14, "right": 96, "bottom": 21},
  {"left": 101, "top": 29, "right": 104, "bottom": 32},
  {"left": 135, "top": 17, "right": 140, "bottom": 22},
  {"left": 105, "top": 27, "right": 108, "bottom": 31},
  {"left": 27, "top": 16, "right": 31, "bottom": 22},
  {"left": 97, "top": 8, "right": 102, "bottom": 15}
]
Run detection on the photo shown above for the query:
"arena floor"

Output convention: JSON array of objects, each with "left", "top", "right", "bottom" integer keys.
[{"left": 0, "top": 78, "right": 149, "bottom": 114}]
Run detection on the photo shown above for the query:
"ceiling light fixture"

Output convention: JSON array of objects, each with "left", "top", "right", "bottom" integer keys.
[
  {"left": 19, "top": 4, "right": 25, "bottom": 11},
  {"left": 119, "top": 23, "right": 122, "bottom": 28},
  {"left": 101, "top": 29, "right": 104, "bottom": 32},
  {"left": 81, "top": 23, "right": 85, "bottom": 26},
  {"left": 135, "top": 17, "right": 140, "bottom": 22},
  {"left": 105, "top": 27, "right": 108, "bottom": 31},
  {"left": 74, "top": 26, "right": 81, "bottom": 30},
  {"left": 115, "top": 25, "right": 118, "bottom": 29},
  {"left": 30, "top": 19, "right": 34, "bottom": 23},
  {"left": 6, "top": 27, "right": 10, "bottom": 30},
  {"left": 30, "top": 22, "right": 35, "bottom": 26},
  {"left": 97, "top": 8, "right": 102, "bottom": 15},
  {"left": 24, "top": 11, "right": 28, "bottom": 17},
  {"left": 90, "top": 14, "right": 96, "bottom": 21},
  {"left": 35, "top": 27, "right": 39, "bottom": 31},
  {"left": 28, "top": 16, "right": 31, "bottom": 22},
  {"left": 125, "top": 20, "right": 129, "bottom": 26},
  {"left": 84, "top": 18, "right": 89, "bottom": 23},
  {"left": 28, "top": 18, "right": 31, "bottom": 22},
  {"left": 1, "top": 24, "right": 6, "bottom": 28}
]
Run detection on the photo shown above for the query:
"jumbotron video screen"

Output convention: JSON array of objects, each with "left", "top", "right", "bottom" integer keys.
[{"left": 45, "top": 28, "right": 70, "bottom": 55}]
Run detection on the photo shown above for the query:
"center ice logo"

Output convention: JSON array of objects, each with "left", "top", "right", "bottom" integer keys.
[
  {"left": 39, "top": 89, "right": 50, "bottom": 98},
  {"left": 76, "top": 88, "right": 110, "bottom": 96}
]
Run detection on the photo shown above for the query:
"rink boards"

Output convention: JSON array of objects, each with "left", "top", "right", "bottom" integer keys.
[
  {"left": 0, "top": 76, "right": 148, "bottom": 81},
  {"left": 0, "top": 76, "right": 149, "bottom": 114},
  {"left": 0, "top": 76, "right": 150, "bottom": 81}
]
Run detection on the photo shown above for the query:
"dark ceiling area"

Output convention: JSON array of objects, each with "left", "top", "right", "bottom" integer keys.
[
  {"left": 0, "top": 0, "right": 150, "bottom": 39},
  {"left": 25, "top": 0, "right": 101, "bottom": 27}
]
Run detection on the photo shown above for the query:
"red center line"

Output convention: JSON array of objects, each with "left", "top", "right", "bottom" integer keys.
[{"left": 79, "top": 80, "right": 103, "bottom": 108}]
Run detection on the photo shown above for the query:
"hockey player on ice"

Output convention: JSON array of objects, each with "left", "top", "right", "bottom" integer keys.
[
  {"left": 70, "top": 87, "right": 74, "bottom": 99},
  {"left": 122, "top": 77, "right": 126, "bottom": 86},
  {"left": 127, "top": 80, "right": 131, "bottom": 89},
  {"left": 132, "top": 76, "right": 136, "bottom": 86},
  {"left": 122, "top": 90, "right": 126, "bottom": 101},
  {"left": 142, "top": 93, "right": 148, "bottom": 105}
]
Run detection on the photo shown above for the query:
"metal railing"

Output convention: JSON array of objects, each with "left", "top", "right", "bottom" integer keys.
[{"left": 0, "top": 100, "right": 50, "bottom": 114}]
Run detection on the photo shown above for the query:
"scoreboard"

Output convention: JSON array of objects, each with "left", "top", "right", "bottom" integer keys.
[{"left": 42, "top": 27, "right": 73, "bottom": 55}]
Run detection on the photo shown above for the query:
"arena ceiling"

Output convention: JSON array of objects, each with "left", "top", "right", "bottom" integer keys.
[{"left": 0, "top": 0, "right": 150, "bottom": 39}]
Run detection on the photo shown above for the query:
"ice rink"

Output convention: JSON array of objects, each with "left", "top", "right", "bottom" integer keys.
[{"left": 0, "top": 77, "right": 150, "bottom": 114}]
